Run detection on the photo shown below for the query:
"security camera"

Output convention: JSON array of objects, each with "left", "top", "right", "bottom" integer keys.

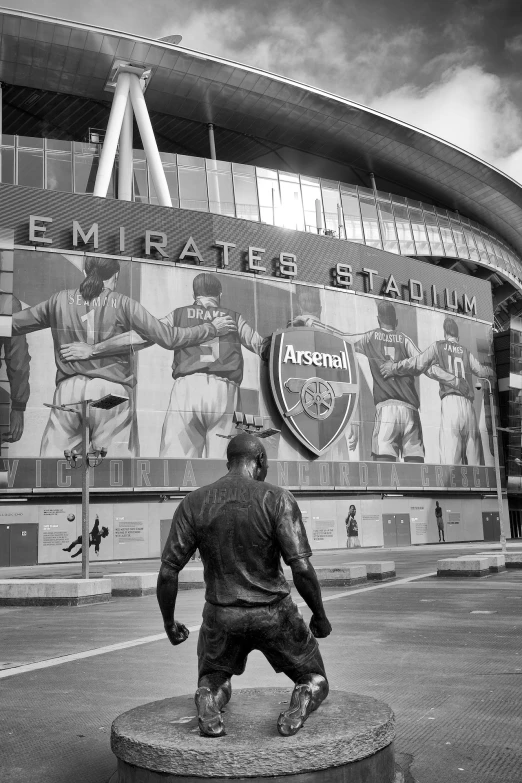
[{"left": 475, "top": 381, "right": 482, "bottom": 391}]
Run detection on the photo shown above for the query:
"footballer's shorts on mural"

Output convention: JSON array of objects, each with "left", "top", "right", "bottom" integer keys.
[
  {"left": 439, "top": 394, "right": 482, "bottom": 467},
  {"left": 160, "top": 373, "right": 238, "bottom": 459},
  {"left": 40, "top": 376, "right": 135, "bottom": 458},
  {"left": 371, "top": 401, "right": 424, "bottom": 462}
]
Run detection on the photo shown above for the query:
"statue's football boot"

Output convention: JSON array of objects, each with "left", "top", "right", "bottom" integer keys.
[
  {"left": 195, "top": 687, "right": 226, "bottom": 737},
  {"left": 277, "top": 683, "right": 314, "bottom": 736}
]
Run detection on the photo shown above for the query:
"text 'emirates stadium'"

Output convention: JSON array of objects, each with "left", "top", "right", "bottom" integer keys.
[{"left": 1, "top": 7, "right": 522, "bottom": 566}]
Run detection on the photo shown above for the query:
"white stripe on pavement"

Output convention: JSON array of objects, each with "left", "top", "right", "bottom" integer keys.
[
  {"left": 0, "top": 627, "right": 201, "bottom": 680},
  {"left": 0, "top": 571, "right": 435, "bottom": 680}
]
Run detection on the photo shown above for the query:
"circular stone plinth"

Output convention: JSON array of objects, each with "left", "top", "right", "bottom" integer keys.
[{"left": 111, "top": 688, "right": 395, "bottom": 782}]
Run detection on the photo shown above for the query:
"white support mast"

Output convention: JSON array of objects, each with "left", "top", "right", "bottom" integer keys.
[{"left": 94, "top": 66, "right": 172, "bottom": 207}]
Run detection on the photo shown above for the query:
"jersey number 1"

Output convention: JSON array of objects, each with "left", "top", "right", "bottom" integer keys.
[{"left": 81, "top": 310, "right": 95, "bottom": 345}]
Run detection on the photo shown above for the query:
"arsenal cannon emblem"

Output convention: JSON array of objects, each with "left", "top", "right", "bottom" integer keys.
[{"left": 269, "top": 327, "right": 359, "bottom": 455}]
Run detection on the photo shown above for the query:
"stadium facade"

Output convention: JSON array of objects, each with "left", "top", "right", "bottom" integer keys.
[{"left": 0, "top": 8, "right": 521, "bottom": 566}]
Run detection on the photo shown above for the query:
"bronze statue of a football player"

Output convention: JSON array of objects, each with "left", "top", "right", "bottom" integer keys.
[{"left": 157, "top": 433, "right": 331, "bottom": 737}]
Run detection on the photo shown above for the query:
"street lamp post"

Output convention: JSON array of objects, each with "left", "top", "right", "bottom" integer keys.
[
  {"left": 44, "top": 393, "right": 127, "bottom": 579},
  {"left": 477, "top": 377, "right": 507, "bottom": 553}
]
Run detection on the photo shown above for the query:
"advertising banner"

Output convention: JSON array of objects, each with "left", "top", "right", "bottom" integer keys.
[{"left": 1, "top": 249, "right": 497, "bottom": 490}]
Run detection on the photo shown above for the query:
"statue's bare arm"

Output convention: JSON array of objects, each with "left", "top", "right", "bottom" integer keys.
[
  {"left": 157, "top": 563, "right": 190, "bottom": 646},
  {"left": 290, "top": 557, "right": 332, "bottom": 638}
]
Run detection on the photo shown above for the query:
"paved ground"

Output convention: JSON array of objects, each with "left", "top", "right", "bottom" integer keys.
[{"left": 2, "top": 543, "right": 522, "bottom": 783}]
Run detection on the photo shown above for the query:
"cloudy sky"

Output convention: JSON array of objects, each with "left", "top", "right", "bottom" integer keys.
[{"left": 8, "top": 0, "right": 522, "bottom": 182}]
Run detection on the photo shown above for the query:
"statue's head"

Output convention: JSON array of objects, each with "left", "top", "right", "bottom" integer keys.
[{"left": 226, "top": 433, "right": 268, "bottom": 482}]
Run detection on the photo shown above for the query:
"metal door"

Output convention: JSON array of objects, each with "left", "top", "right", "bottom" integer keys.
[
  {"left": 9, "top": 523, "right": 38, "bottom": 566},
  {"left": 395, "top": 513, "right": 411, "bottom": 547},
  {"left": 382, "top": 514, "right": 412, "bottom": 547},
  {"left": 0, "top": 525, "right": 10, "bottom": 567},
  {"left": 482, "top": 512, "right": 500, "bottom": 542},
  {"left": 382, "top": 515, "right": 397, "bottom": 547}
]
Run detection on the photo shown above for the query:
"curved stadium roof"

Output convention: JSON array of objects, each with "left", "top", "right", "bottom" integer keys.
[{"left": 1, "top": 7, "right": 522, "bottom": 324}]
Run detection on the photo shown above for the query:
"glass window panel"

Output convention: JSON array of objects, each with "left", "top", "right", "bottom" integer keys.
[
  {"left": 257, "top": 167, "right": 278, "bottom": 180},
  {"left": 280, "top": 170, "right": 299, "bottom": 183},
  {"left": 159, "top": 151, "right": 177, "bottom": 165},
  {"left": 392, "top": 204, "right": 410, "bottom": 220},
  {"left": 232, "top": 162, "right": 255, "bottom": 176},
  {"left": 133, "top": 159, "right": 148, "bottom": 203},
  {"left": 179, "top": 167, "right": 208, "bottom": 211},
  {"left": 344, "top": 218, "right": 364, "bottom": 242},
  {"left": 257, "top": 176, "right": 279, "bottom": 225},
  {"left": 363, "top": 220, "right": 382, "bottom": 248},
  {"left": 18, "top": 136, "right": 43, "bottom": 149},
  {"left": 301, "top": 180, "right": 322, "bottom": 232},
  {"left": 279, "top": 179, "right": 304, "bottom": 230},
  {"left": 422, "top": 209, "right": 438, "bottom": 225},
  {"left": 482, "top": 235, "right": 495, "bottom": 260},
  {"left": 1, "top": 148, "right": 15, "bottom": 183},
  {"left": 74, "top": 149, "right": 101, "bottom": 194},
  {"left": 163, "top": 163, "right": 179, "bottom": 207},
  {"left": 359, "top": 195, "right": 378, "bottom": 219},
  {"left": 47, "top": 139, "right": 72, "bottom": 152},
  {"left": 178, "top": 154, "right": 205, "bottom": 168},
  {"left": 463, "top": 230, "right": 479, "bottom": 261},
  {"left": 46, "top": 150, "right": 72, "bottom": 192},
  {"left": 1, "top": 135, "right": 14, "bottom": 146},
  {"left": 472, "top": 229, "right": 485, "bottom": 250},
  {"left": 341, "top": 191, "right": 361, "bottom": 217},
  {"left": 391, "top": 195, "right": 407, "bottom": 205},
  {"left": 149, "top": 160, "right": 179, "bottom": 207},
  {"left": 410, "top": 222, "right": 428, "bottom": 242},
  {"left": 450, "top": 222, "right": 469, "bottom": 258},
  {"left": 398, "top": 239, "right": 415, "bottom": 255},
  {"left": 383, "top": 241, "right": 400, "bottom": 254},
  {"left": 321, "top": 185, "right": 342, "bottom": 235},
  {"left": 426, "top": 225, "right": 444, "bottom": 254},
  {"left": 206, "top": 158, "right": 230, "bottom": 173},
  {"left": 490, "top": 239, "right": 504, "bottom": 261},
  {"left": 17, "top": 149, "right": 43, "bottom": 188},
  {"left": 207, "top": 170, "right": 235, "bottom": 216},
  {"left": 381, "top": 221, "right": 397, "bottom": 241},
  {"left": 378, "top": 199, "right": 394, "bottom": 221},
  {"left": 414, "top": 242, "right": 431, "bottom": 255},
  {"left": 233, "top": 174, "right": 259, "bottom": 221},
  {"left": 439, "top": 226, "right": 457, "bottom": 256}
]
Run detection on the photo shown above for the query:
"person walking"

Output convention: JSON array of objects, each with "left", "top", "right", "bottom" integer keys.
[
  {"left": 157, "top": 433, "right": 331, "bottom": 738},
  {"left": 346, "top": 505, "right": 360, "bottom": 548},
  {"left": 435, "top": 501, "right": 445, "bottom": 542}
]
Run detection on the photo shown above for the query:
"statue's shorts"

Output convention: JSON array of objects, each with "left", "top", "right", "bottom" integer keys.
[{"left": 197, "top": 594, "right": 327, "bottom": 682}]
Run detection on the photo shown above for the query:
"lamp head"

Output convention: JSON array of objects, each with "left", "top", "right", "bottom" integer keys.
[{"left": 475, "top": 381, "right": 483, "bottom": 392}]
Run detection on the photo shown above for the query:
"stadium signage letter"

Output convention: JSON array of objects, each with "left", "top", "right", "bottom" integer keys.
[{"left": 27, "top": 215, "right": 478, "bottom": 317}]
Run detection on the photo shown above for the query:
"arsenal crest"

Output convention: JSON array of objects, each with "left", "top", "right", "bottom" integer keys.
[{"left": 269, "top": 327, "right": 359, "bottom": 455}]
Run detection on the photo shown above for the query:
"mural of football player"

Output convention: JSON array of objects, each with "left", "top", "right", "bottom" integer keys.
[
  {"left": 294, "top": 299, "right": 467, "bottom": 463},
  {"left": 13, "top": 258, "right": 235, "bottom": 458},
  {"left": 0, "top": 292, "right": 30, "bottom": 444},
  {"left": 61, "top": 272, "right": 269, "bottom": 458},
  {"left": 381, "top": 316, "right": 494, "bottom": 465}
]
